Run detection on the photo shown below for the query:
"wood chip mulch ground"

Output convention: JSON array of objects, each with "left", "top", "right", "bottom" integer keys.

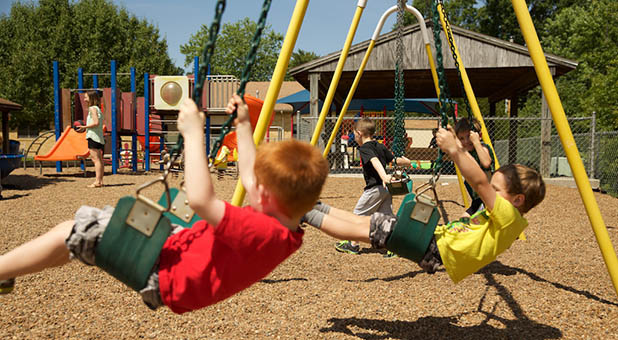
[{"left": 1, "top": 167, "right": 618, "bottom": 339}]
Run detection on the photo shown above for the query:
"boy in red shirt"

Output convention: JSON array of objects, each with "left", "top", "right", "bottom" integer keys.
[{"left": 0, "top": 95, "right": 329, "bottom": 314}]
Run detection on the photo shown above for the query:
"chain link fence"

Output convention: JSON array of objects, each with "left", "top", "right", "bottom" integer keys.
[{"left": 296, "top": 113, "right": 618, "bottom": 196}]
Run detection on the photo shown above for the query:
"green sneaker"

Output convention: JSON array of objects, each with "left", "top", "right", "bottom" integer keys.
[
  {"left": 0, "top": 278, "right": 15, "bottom": 294},
  {"left": 383, "top": 251, "right": 398, "bottom": 258},
  {"left": 335, "top": 240, "right": 360, "bottom": 255}
]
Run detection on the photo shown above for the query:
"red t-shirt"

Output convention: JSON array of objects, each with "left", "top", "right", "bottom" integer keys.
[{"left": 158, "top": 202, "right": 303, "bottom": 314}]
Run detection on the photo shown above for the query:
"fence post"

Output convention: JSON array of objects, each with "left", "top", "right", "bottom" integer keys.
[
  {"left": 540, "top": 90, "right": 552, "bottom": 178},
  {"left": 296, "top": 110, "right": 301, "bottom": 140},
  {"left": 590, "top": 111, "right": 596, "bottom": 179}
]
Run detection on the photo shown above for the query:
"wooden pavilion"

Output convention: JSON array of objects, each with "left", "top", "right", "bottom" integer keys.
[{"left": 289, "top": 21, "right": 578, "bottom": 176}]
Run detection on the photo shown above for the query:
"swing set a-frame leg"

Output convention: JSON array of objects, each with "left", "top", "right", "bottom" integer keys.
[{"left": 511, "top": 0, "right": 618, "bottom": 297}]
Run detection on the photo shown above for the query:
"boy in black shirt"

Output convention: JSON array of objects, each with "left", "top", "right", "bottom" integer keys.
[{"left": 335, "top": 118, "right": 414, "bottom": 255}]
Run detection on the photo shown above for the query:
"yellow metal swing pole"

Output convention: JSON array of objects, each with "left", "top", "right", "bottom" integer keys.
[
  {"left": 231, "top": 0, "right": 309, "bottom": 206},
  {"left": 512, "top": 0, "right": 618, "bottom": 296},
  {"left": 309, "top": 0, "right": 366, "bottom": 148}
]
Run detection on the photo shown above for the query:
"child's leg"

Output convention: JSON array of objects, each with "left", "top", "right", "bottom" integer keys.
[
  {"left": 0, "top": 220, "right": 73, "bottom": 281},
  {"left": 320, "top": 212, "right": 372, "bottom": 244}
]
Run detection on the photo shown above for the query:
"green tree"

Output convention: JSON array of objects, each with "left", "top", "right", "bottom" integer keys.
[
  {"left": 541, "top": 0, "right": 618, "bottom": 130},
  {"left": 476, "top": 0, "right": 578, "bottom": 44},
  {"left": 285, "top": 49, "right": 319, "bottom": 80},
  {"left": 397, "top": 0, "right": 479, "bottom": 30},
  {"left": 180, "top": 17, "right": 283, "bottom": 82},
  {"left": 0, "top": 0, "right": 181, "bottom": 132}
]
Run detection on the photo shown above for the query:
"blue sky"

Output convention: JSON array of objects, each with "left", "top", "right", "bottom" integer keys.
[{"left": 0, "top": 0, "right": 401, "bottom": 71}]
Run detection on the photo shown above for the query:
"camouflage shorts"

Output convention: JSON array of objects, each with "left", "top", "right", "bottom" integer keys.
[
  {"left": 64, "top": 205, "right": 178, "bottom": 310},
  {"left": 368, "top": 211, "right": 443, "bottom": 273},
  {"left": 368, "top": 212, "right": 398, "bottom": 249}
]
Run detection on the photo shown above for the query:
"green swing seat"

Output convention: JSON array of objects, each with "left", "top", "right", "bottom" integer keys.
[
  {"left": 94, "top": 187, "right": 199, "bottom": 292},
  {"left": 95, "top": 195, "right": 173, "bottom": 291},
  {"left": 158, "top": 187, "right": 200, "bottom": 228},
  {"left": 385, "top": 191, "right": 440, "bottom": 263}
]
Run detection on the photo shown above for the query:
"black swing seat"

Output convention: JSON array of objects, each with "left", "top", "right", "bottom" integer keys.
[
  {"left": 386, "top": 177, "right": 412, "bottom": 196},
  {"left": 385, "top": 192, "right": 440, "bottom": 263}
]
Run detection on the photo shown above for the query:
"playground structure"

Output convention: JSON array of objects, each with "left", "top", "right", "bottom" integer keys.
[{"left": 29, "top": 58, "right": 271, "bottom": 176}]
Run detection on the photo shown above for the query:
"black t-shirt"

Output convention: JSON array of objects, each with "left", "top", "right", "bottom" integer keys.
[{"left": 358, "top": 140, "right": 394, "bottom": 190}]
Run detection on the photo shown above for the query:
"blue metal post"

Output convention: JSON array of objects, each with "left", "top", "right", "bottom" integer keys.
[
  {"left": 78, "top": 68, "right": 83, "bottom": 93},
  {"left": 78, "top": 68, "right": 86, "bottom": 172},
  {"left": 144, "top": 72, "right": 150, "bottom": 171},
  {"left": 130, "top": 67, "right": 137, "bottom": 171},
  {"left": 53, "top": 61, "right": 62, "bottom": 172},
  {"left": 111, "top": 60, "right": 118, "bottom": 174},
  {"left": 93, "top": 75, "right": 98, "bottom": 89}
]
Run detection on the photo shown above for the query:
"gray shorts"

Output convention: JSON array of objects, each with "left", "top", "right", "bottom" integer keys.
[
  {"left": 368, "top": 212, "right": 442, "bottom": 273},
  {"left": 354, "top": 185, "right": 393, "bottom": 216},
  {"left": 65, "top": 205, "right": 180, "bottom": 310}
]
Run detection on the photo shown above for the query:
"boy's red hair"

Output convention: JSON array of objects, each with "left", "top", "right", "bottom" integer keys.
[{"left": 254, "top": 140, "right": 329, "bottom": 218}]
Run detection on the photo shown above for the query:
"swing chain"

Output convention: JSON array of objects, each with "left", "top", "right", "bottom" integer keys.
[
  {"left": 392, "top": 0, "right": 407, "bottom": 158},
  {"left": 437, "top": 0, "right": 472, "bottom": 120},
  {"left": 208, "top": 0, "right": 273, "bottom": 165},
  {"left": 163, "top": 0, "right": 226, "bottom": 175}
]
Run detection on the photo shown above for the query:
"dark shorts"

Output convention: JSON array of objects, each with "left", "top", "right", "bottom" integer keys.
[{"left": 87, "top": 138, "right": 104, "bottom": 150}]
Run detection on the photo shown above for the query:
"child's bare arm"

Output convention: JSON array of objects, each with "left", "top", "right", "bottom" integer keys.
[
  {"left": 437, "top": 126, "right": 497, "bottom": 210},
  {"left": 225, "top": 94, "right": 257, "bottom": 200},
  {"left": 470, "top": 131, "right": 492, "bottom": 168},
  {"left": 370, "top": 157, "right": 391, "bottom": 184},
  {"left": 178, "top": 98, "right": 226, "bottom": 225},
  {"left": 394, "top": 156, "right": 418, "bottom": 168}
]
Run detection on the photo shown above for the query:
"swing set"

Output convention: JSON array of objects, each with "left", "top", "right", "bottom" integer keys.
[{"left": 87, "top": 0, "right": 618, "bottom": 298}]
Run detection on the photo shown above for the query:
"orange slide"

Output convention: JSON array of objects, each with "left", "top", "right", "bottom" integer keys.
[{"left": 35, "top": 126, "right": 90, "bottom": 161}]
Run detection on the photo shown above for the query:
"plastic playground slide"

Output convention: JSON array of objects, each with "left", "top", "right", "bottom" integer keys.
[{"left": 34, "top": 126, "right": 89, "bottom": 161}]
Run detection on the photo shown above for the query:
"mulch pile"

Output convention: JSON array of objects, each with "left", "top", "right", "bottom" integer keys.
[{"left": 1, "top": 167, "right": 618, "bottom": 339}]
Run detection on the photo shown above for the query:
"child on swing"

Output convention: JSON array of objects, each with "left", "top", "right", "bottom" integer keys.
[
  {"left": 455, "top": 118, "right": 495, "bottom": 217},
  {"left": 0, "top": 94, "right": 329, "bottom": 314},
  {"left": 303, "top": 125, "right": 545, "bottom": 283},
  {"left": 335, "top": 118, "right": 415, "bottom": 256}
]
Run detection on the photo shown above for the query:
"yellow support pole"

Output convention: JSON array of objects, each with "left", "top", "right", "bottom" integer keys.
[
  {"left": 310, "top": 4, "right": 365, "bottom": 147},
  {"left": 512, "top": 0, "right": 618, "bottom": 296},
  {"left": 231, "top": 0, "right": 309, "bottom": 206},
  {"left": 425, "top": 44, "right": 441, "bottom": 101},
  {"left": 322, "top": 40, "right": 375, "bottom": 158}
]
